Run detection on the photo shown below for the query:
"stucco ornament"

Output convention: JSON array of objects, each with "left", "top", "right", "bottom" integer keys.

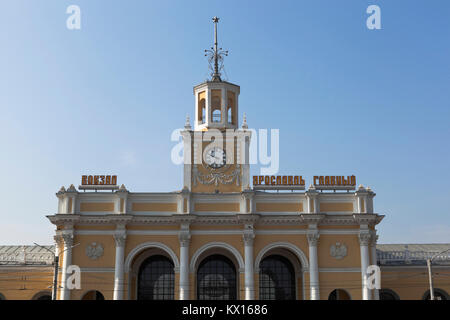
[
  {"left": 85, "top": 242, "right": 104, "bottom": 260},
  {"left": 193, "top": 164, "right": 241, "bottom": 186},
  {"left": 330, "top": 242, "right": 347, "bottom": 260}
]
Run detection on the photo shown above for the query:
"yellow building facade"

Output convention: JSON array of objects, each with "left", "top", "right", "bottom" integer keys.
[{"left": 0, "top": 19, "right": 449, "bottom": 301}]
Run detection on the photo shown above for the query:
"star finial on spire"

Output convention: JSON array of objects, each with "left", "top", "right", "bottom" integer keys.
[{"left": 204, "top": 17, "right": 228, "bottom": 82}]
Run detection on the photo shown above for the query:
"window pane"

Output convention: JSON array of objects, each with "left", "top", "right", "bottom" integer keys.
[
  {"left": 197, "top": 255, "right": 237, "bottom": 300},
  {"left": 138, "top": 255, "right": 174, "bottom": 300},
  {"left": 259, "top": 255, "right": 296, "bottom": 300}
]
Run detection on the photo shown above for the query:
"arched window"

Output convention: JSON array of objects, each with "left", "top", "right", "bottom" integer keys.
[
  {"left": 211, "top": 94, "right": 221, "bottom": 123},
  {"left": 328, "top": 289, "right": 351, "bottom": 300},
  {"left": 227, "top": 92, "right": 235, "bottom": 124},
  {"left": 259, "top": 255, "right": 296, "bottom": 300},
  {"left": 197, "top": 254, "right": 237, "bottom": 300},
  {"left": 379, "top": 289, "right": 400, "bottom": 300},
  {"left": 138, "top": 255, "right": 174, "bottom": 300},
  {"left": 423, "top": 288, "right": 448, "bottom": 300},
  {"left": 198, "top": 98, "right": 206, "bottom": 123},
  {"left": 202, "top": 106, "right": 206, "bottom": 123},
  {"left": 227, "top": 106, "right": 233, "bottom": 124},
  {"left": 81, "top": 290, "right": 104, "bottom": 300},
  {"left": 32, "top": 291, "right": 52, "bottom": 300},
  {"left": 212, "top": 109, "right": 221, "bottom": 123}
]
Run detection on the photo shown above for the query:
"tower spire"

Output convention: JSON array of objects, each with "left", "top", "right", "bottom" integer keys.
[{"left": 205, "top": 17, "right": 228, "bottom": 82}]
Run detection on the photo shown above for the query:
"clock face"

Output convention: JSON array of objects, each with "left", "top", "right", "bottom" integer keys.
[{"left": 205, "top": 147, "right": 226, "bottom": 169}]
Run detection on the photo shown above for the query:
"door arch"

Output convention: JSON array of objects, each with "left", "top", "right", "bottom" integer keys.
[
  {"left": 81, "top": 290, "right": 104, "bottom": 300},
  {"left": 259, "top": 255, "right": 296, "bottom": 300},
  {"left": 197, "top": 254, "right": 237, "bottom": 300},
  {"left": 137, "top": 255, "right": 175, "bottom": 300},
  {"left": 328, "top": 289, "right": 351, "bottom": 300}
]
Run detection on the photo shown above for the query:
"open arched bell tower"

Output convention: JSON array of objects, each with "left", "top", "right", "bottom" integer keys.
[
  {"left": 194, "top": 17, "right": 240, "bottom": 131},
  {"left": 194, "top": 81, "right": 239, "bottom": 130}
]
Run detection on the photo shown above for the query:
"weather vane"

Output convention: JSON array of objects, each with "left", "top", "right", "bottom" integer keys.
[{"left": 205, "top": 17, "right": 228, "bottom": 82}]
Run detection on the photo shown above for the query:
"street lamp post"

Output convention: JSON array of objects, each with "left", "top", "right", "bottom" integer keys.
[
  {"left": 426, "top": 248, "right": 450, "bottom": 300},
  {"left": 34, "top": 242, "right": 79, "bottom": 300},
  {"left": 426, "top": 258, "right": 434, "bottom": 300}
]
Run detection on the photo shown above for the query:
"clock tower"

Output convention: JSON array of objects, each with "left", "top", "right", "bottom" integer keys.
[{"left": 181, "top": 17, "right": 251, "bottom": 193}]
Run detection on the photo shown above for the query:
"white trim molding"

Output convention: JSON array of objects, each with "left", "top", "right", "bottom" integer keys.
[
  {"left": 319, "top": 268, "right": 361, "bottom": 273},
  {"left": 124, "top": 242, "right": 180, "bottom": 273},
  {"left": 189, "top": 242, "right": 245, "bottom": 273},
  {"left": 254, "top": 242, "right": 309, "bottom": 273}
]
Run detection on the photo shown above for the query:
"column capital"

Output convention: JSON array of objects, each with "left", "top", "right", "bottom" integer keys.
[
  {"left": 369, "top": 230, "right": 378, "bottom": 246},
  {"left": 114, "top": 232, "right": 127, "bottom": 247},
  {"left": 179, "top": 232, "right": 191, "bottom": 247},
  {"left": 359, "top": 231, "right": 371, "bottom": 246},
  {"left": 54, "top": 235, "right": 63, "bottom": 246},
  {"left": 243, "top": 224, "right": 255, "bottom": 246},
  {"left": 61, "top": 231, "right": 74, "bottom": 247},
  {"left": 179, "top": 222, "right": 191, "bottom": 247},
  {"left": 243, "top": 232, "right": 255, "bottom": 246},
  {"left": 307, "top": 230, "right": 320, "bottom": 246}
]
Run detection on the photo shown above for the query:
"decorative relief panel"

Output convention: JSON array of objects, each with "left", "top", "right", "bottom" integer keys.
[
  {"left": 193, "top": 164, "right": 241, "bottom": 186},
  {"left": 85, "top": 242, "right": 104, "bottom": 260},
  {"left": 330, "top": 242, "right": 347, "bottom": 260}
]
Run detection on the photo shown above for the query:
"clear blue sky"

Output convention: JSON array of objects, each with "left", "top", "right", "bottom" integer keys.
[{"left": 0, "top": 0, "right": 449, "bottom": 245}]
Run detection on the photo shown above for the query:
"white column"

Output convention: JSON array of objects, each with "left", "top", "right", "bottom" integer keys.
[
  {"left": 359, "top": 231, "right": 371, "bottom": 300},
  {"left": 179, "top": 228, "right": 191, "bottom": 300},
  {"left": 355, "top": 185, "right": 368, "bottom": 214},
  {"left": 240, "top": 191, "right": 253, "bottom": 214},
  {"left": 60, "top": 230, "right": 73, "bottom": 300},
  {"left": 366, "top": 188, "right": 375, "bottom": 213},
  {"left": 206, "top": 88, "right": 211, "bottom": 125},
  {"left": 221, "top": 88, "right": 226, "bottom": 125},
  {"left": 113, "top": 231, "right": 126, "bottom": 300},
  {"left": 241, "top": 133, "right": 251, "bottom": 190},
  {"left": 181, "top": 131, "right": 192, "bottom": 190},
  {"left": 53, "top": 235, "right": 62, "bottom": 300},
  {"left": 306, "top": 187, "right": 318, "bottom": 213},
  {"left": 243, "top": 226, "right": 255, "bottom": 300},
  {"left": 249, "top": 193, "right": 255, "bottom": 213},
  {"left": 194, "top": 89, "right": 199, "bottom": 128},
  {"left": 370, "top": 231, "right": 379, "bottom": 300},
  {"left": 356, "top": 196, "right": 363, "bottom": 213},
  {"left": 235, "top": 89, "right": 239, "bottom": 125},
  {"left": 307, "top": 229, "right": 320, "bottom": 300},
  {"left": 240, "top": 193, "right": 247, "bottom": 214}
]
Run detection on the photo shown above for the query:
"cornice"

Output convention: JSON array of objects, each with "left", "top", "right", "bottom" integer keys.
[
  {"left": 47, "top": 214, "right": 80, "bottom": 226},
  {"left": 258, "top": 215, "right": 304, "bottom": 225},
  {"left": 352, "top": 214, "right": 384, "bottom": 226},
  {"left": 46, "top": 213, "right": 385, "bottom": 227},
  {"left": 301, "top": 214, "right": 325, "bottom": 225},
  {"left": 193, "top": 216, "right": 240, "bottom": 225},
  {"left": 237, "top": 214, "right": 260, "bottom": 225}
]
